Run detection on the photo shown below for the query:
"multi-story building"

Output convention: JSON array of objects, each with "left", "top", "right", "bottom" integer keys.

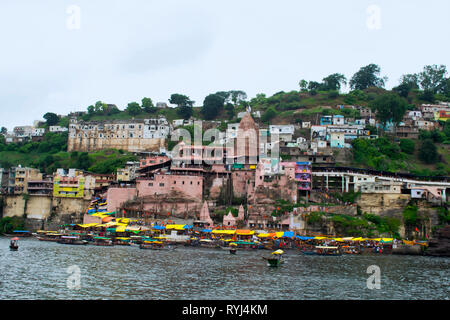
[
  {"left": 0, "top": 168, "right": 8, "bottom": 194},
  {"left": 49, "top": 126, "right": 68, "bottom": 133},
  {"left": 68, "top": 117, "right": 169, "bottom": 152},
  {"left": 13, "top": 126, "right": 33, "bottom": 139},
  {"left": 136, "top": 170, "right": 203, "bottom": 199},
  {"left": 269, "top": 125, "right": 295, "bottom": 142},
  {"left": 12, "top": 166, "right": 43, "bottom": 194},
  {"left": 116, "top": 161, "right": 141, "bottom": 182},
  {"left": 396, "top": 125, "right": 419, "bottom": 139},
  {"left": 294, "top": 162, "right": 312, "bottom": 194},
  {"left": 53, "top": 169, "right": 96, "bottom": 199},
  {"left": 27, "top": 179, "right": 53, "bottom": 196}
]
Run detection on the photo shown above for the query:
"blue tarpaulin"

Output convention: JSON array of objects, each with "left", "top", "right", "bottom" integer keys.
[
  {"left": 152, "top": 225, "right": 166, "bottom": 230},
  {"left": 295, "top": 236, "right": 315, "bottom": 240},
  {"left": 201, "top": 229, "right": 212, "bottom": 233},
  {"left": 282, "top": 231, "right": 295, "bottom": 238}
]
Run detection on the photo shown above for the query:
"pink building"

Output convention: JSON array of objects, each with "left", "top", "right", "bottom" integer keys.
[
  {"left": 136, "top": 172, "right": 203, "bottom": 199},
  {"left": 107, "top": 187, "right": 138, "bottom": 213},
  {"left": 140, "top": 156, "right": 170, "bottom": 169}
]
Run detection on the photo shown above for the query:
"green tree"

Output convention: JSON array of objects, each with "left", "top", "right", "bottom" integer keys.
[
  {"left": 126, "top": 102, "right": 142, "bottom": 116},
  {"left": 393, "top": 74, "right": 419, "bottom": 98},
  {"left": 169, "top": 93, "right": 194, "bottom": 107},
  {"left": 202, "top": 94, "right": 225, "bottom": 120},
  {"left": 43, "top": 112, "right": 59, "bottom": 126},
  {"left": 94, "top": 101, "right": 104, "bottom": 113},
  {"left": 169, "top": 94, "right": 194, "bottom": 120},
  {"left": 142, "top": 97, "right": 156, "bottom": 113},
  {"left": 399, "top": 139, "right": 415, "bottom": 154},
  {"left": 261, "top": 106, "right": 277, "bottom": 123},
  {"left": 418, "top": 64, "right": 448, "bottom": 94},
  {"left": 1, "top": 127, "right": 7, "bottom": 134},
  {"left": 307, "top": 81, "right": 322, "bottom": 92},
  {"left": 322, "top": 73, "right": 347, "bottom": 91},
  {"left": 349, "top": 64, "right": 387, "bottom": 90},
  {"left": 298, "top": 79, "right": 308, "bottom": 92},
  {"left": 87, "top": 105, "right": 95, "bottom": 114},
  {"left": 224, "top": 103, "right": 235, "bottom": 120},
  {"left": 369, "top": 93, "right": 407, "bottom": 129},
  {"left": 418, "top": 139, "right": 438, "bottom": 164},
  {"left": 229, "top": 90, "right": 247, "bottom": 105},
  {"left": 76, "top": 152, "right": 91, "bottom": 171}
]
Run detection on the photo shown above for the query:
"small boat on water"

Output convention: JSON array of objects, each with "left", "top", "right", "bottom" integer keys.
[
  {"left": 4, "top": 230, "right": 32, "bottom": 238},
  {"left": 93, "top": 237, "right": 114, "bottom": 246},
  {"left": 263, "top": 249, "right": 285, "bottom": 267},
  {"left": 139, "top": 241, "right": 176, "bottom": 250},
  {"left": 313, "top": 246, "right": 342, "bottom": 256},
  {"left": 9, "top": 237, "right": 19, "bottom": 251},
  {"left": 114, "top": 237, "right": 131, "bottom": 246},
  {"left": 199, "top": 239, "right": 221, "bottom": 249},
  {"left": 57, "top": 236, "right": 88, "bottom": 245},
  {"left": 37, "top": 233, "right": 63, "bottom": 242}
]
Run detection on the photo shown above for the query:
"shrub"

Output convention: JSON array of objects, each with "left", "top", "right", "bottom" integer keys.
[{"left": 399, "top": 139, "right": 415, "bottom": 154}]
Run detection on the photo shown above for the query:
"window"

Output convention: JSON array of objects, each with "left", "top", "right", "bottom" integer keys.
[
  {"left": 148, "top": 183, "right": 153, "bottom": 186},
  {"left": 190, "top": 181, "right": 193, "bottom": 185},
  {"left": 159, "top": 183, "right": 164, "bottom": 187},
  {"left": 173, "top": 181, "right": 176, "bottom": 184}
]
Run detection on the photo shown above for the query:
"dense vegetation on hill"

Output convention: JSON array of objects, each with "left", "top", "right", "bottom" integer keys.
[
  {"left": 1, "top": 63, "right": 450, "bottom": 176},
  {"left": 0, "top": 132, "right": 138, "bottom": 175}
]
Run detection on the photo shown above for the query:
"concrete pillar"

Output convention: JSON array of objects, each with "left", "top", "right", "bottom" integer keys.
[
  {"left": 345, "top": 175, "right": 349, "bottom": 193},
  {"left": 342, "top": 174, "right": 344, "bottom": 192},
  {"left": 326, "top": 175, "right": 329, "bottom": 190}
]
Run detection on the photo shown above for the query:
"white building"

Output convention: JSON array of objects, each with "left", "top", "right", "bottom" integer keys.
[
  {"left": 32, "top": 128, "right": 46, "bottom": 137},
  {"left": 269, "top": 125, "right": 295, "bottom": 142},
  {"left": 332, "top": 115, "right": 345, "bottom": 125},
  {"left": 49, "top": 126, "right": 68, "bottom": 133}
]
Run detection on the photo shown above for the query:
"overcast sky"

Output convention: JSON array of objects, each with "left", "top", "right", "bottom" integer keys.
[{"left": 0, "top": 0, "right": 449, "bottom": 130}]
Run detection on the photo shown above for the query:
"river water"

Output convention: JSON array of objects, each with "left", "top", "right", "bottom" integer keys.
[{"left": 0, "top": 237, "right": 448, "bottom": 300}]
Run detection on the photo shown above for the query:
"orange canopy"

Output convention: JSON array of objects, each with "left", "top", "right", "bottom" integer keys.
[
  {"left": 235, "top": 229, "right": 255, "bottom": 235},
  {"left": 102, "top": 216, "right": 114, "bottom": 223}
]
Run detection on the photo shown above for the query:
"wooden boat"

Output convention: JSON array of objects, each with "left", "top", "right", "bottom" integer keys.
[
  {"left": 114, "top": 237, "right": 131, "bottom": 246},
  {"left": 4, "top": 230, "right": 32, "bottom": 238},
  {"left": 230, "top": 240, "right": 259, "bottom": 250},
  {"left": 199, "top": 239, "right": 221, "bottom": 248},
  {"left": 9, "top": 237, "right": 19, "bottom": 251},
  {"left": 315, "top": 246, "right": 342, "bottom": 256},
  {"left": 93, "top": 237, "right": 114, "bottom": 246},
  {"left": 139, "top": 241, "right": 176, "bottom": 250},
  {"left": 57, "top": 236, "right": 88, "bottom": 245},
  {"left": 37, "top": 233, "right": 63, "bottom": 242},
  {"left": 263, "top": 249, "right": 285, "bottom": 267}
]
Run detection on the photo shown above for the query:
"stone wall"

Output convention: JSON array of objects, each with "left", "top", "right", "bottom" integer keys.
[
  {"left": 2, "top": 195, "right": 91, "bottom": 231},
  {"left": 357, "top": 193, "right": 411, "bottom": 214}
]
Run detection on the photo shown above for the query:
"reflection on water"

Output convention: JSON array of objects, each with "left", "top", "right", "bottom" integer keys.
[{"left": 0, "top": 237, "right": 449, "bottom": 300}]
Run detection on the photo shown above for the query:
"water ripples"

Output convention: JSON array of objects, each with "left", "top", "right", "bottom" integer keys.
[{"left": 0, "top": 237, "right": 449, "bottom": 300}]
